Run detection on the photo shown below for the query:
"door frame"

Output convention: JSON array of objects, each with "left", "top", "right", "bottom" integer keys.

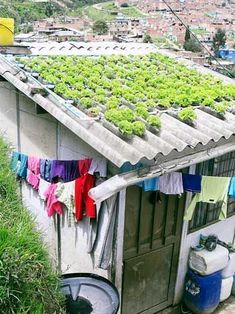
[{"left": 119, "top": 187, "right": 185, "bottom": 314}]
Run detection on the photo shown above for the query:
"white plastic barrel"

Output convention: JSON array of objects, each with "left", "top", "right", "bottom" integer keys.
[
  {"left": 220, "top": 276, "right": 233, "bottom": 302},
  {"left": 222, "top": 252, "right": 235, "bottom": 278},
  {"left": 189, "top": 246, "right": 229, "bottom": 275}
]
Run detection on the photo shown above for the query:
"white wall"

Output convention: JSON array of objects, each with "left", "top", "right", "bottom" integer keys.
[
  {"left": 174, "top": 215, "right": 235, "bottom": 304},
  {"left": 58, "top": 124, "right": 109, "bottom": 277},
  {"left": 0, "top": 82, "right": 18, "bottom": 147},
  {"left": 0, "top": 83, "right": 111, "bottom": 279}
]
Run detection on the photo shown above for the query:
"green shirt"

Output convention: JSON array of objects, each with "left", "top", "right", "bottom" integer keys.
[{"left": 184, "top": 176, "right": 231, "bottom": 221}]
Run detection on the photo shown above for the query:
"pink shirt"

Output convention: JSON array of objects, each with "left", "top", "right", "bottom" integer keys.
[
  {"left": 27, "top": 169, "right": 40, "bottom": 190},
  {"left": 28, "top": 156, "right": 40, "bottom": 175},
  {"left": 27, "top": 156, "right": 41, "bottom": 189},
  {"left": 44, "top": 184, "right": 63, "bottom": 217}
]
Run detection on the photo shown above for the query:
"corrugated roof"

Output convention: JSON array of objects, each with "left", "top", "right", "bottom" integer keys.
[
  {"left": 19, "top": 41, "right": 157, "bottom": 56},
  {"left": 0, "top": 46, "right": 235, "bottom": 169}
]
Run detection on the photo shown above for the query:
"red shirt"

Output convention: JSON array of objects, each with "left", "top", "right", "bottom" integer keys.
[{"left": 75, "top": 173, "right": 96, "bottom": 221}]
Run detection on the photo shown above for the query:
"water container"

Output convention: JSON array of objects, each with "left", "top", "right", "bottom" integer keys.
[
  {"left": 0, "top": 18, "right": 14, "bottom": 46},
  {"left": 184, "top": 269, "right": 221, "bottom": 314},
  {"left": 222, "top": 252, "right": 235, "bottom": 278},
  {"left": 189, "top": 246, "right": 229, "bottom": 275},
  {"left": 220, "top": 276, "right": 233, "bottom": 302},
  {"left": 61, "top": 273, "right": 119, "bottom": 314}
]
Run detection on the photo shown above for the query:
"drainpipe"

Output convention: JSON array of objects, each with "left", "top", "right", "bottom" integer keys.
[{"left": 173, "top": 164, "right": 196, "bottom": 305}]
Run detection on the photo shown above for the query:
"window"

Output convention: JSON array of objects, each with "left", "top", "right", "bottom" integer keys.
[{"left": 189, "top": 151, "right": 235, "bottom": 232}]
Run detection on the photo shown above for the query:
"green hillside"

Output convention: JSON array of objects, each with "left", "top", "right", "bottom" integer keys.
[
  {"left": 0, "top": 0, "right": 110, "bottom": 31},
  {"left": 0, "top": 0, "right": 63, "bottom": 32}
]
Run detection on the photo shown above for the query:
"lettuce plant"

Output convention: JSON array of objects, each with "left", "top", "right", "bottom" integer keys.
[
  {"left": 118, "top": 120, "right": 133, "bottom": 135},
  {"left": 132, "top": 121, "right": 146, "bottom": 136},
  {"left": 147, "top": 115, "right": 162, "bottom": 128},
  {"left": 178, "top": 108, "right": 197, "bottom": 122}
]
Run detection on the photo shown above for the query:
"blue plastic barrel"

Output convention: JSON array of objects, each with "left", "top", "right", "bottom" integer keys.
[
  {"left": 184, "top": 270, "right": 222, "bottom": 314},
  {"left": 232, "top": 275, "right": 235, "bottom": 296}
]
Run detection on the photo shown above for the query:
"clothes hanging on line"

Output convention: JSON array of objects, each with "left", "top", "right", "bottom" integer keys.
[
  {"left": 182, "top": 173, "right": 202, "bottom": 193},
  {"left": 27, "top": 170, "right": 40, "bottom": 190},
  {"left": 88, "top": 158, "right": 107, "bottom": 177},
  {"left": 38, "top": 178, "right": 51, "bottom": 201},
  {"left": 11, "top": 151, "right": 107, "bottom": 185},
  {"left": 75, "top": 173, "right": 96, "bottom": 221},
  {"left": 27, "top": 156, "right": 40, "bottom": 189},
  {"left": 40, "top": 159, "right": 52, "bottom": 182},
  {"left": 228, "top": 177, "right": 235, "bottom": 197},
  {"left": 159, "top": 172, "right": 184, "bottom": 195},
  {"left": 184, "top": 176, "right": 231, "bottom": 221},
  {"left": 51, "top": 160, "right": 80, "bottom": 183},
  {"left": 44, "top": 183, "right": 63, "bottom": 217},
  {"left": 136, "top": 178, "right": 159, "bottom": 191},
  {"left": 11, "top": 152, "right": 28, "bottom": 179},
  {"left": 28, "top": 156, "right": 40, "bottom": 175},
  {"left": 79, "top": 159, "right": 92, "bottom": 176},
  {"left": 56, "top": 181, "right": 75, "bottom": 227}
]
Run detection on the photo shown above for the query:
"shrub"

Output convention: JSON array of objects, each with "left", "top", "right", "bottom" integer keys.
[
  {"left": 92, "top": 20, "right": 109, "bottom": 35},
  {"left": 120, "top": 3, "right": 129, "bottom": 7},
  {"left": 0, "top": 138, "right": 64, "bottom": 313},
  {"left": 183, "top": 38, "right": 202, "bottom": 53}
]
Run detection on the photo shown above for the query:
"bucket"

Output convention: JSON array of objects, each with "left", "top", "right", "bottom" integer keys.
[
  {"left": 0, "top": 18, "right": 14, "bottom": 46},
  {"left": 61, "top": 273, "right": 120, "bottom": 314}
]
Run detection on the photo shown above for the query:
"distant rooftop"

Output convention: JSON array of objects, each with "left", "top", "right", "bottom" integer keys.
[{"left": 18, "top": 41, "right": 157, "bottom": 56}]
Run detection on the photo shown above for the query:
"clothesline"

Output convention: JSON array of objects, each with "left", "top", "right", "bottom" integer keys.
[
  {"left": 121, "top": 165, "right": 235, "bottom": 222},
  {"left": 10, "top": 152, "right": 235, "bottom": 225},
  {"left": 9, "top": 151, "right": 119, "bottom": 270},
  {"left": 10, "top": 151, "right": 107, "bottom": 226}
]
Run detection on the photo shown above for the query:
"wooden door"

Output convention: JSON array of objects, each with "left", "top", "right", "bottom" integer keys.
[{"left": 122, "top": 186, "right": 185, "bottom": 314}]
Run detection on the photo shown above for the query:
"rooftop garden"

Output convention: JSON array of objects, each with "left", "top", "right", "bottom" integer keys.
[{"left": 18, "top": 53, "right": 235, "bottom": 137}]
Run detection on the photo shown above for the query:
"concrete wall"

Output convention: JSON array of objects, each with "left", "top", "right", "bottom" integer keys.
[
  {"left": 57, "top": 124, "right": 109, "bottom": 277},
  {"left": 0, "top": 82, "right": 111, "bottom": 279}
]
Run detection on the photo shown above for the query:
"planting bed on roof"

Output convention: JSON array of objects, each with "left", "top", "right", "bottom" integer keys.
[{"left": 18, "top": 53, "right": 235, "bottom": 137}]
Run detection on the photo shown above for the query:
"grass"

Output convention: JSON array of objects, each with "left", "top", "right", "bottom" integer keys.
[
  {"left": 84, "top": 5, "right": 114, "bottom": 21},
  {"left": 0, "top": 137, "right": 64, "bottom": 313},
  {"left": 191, "top": 28, "right": 209, "bottom": 35},
  {"left": 101, "top": 1, "right": 117, "bottom": 10},
  {"left": 120, "top": 6, "right": 144, "bottom": 17},
  {"left": 83, "top": 2, "right": 143, "bottom": 21}
]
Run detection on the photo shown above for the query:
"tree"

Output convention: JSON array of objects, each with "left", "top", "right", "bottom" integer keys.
[
  {"left": 185, "top": 26, "right": 191, "bottom": 42},
  {"left": 183, "top": 38, "right": 202, "bottom": 53},
  {"left": 143, "top": 34, "right": 153, "bottom": 43},
  {"left": 92, "top": 20, "right": 108, "bottom": 35},
  {"left": 212, "top": 28, "right": 226, "bottom": 53}
]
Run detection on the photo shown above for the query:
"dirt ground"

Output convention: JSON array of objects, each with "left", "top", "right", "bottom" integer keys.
[
  {"left": 214, "top": 296, "right": 235, "bottom": 314},
  {"left": 158, "top": 296, "right": 235, "bottom": 314}
]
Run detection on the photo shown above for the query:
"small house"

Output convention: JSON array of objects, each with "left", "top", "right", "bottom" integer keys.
[{"left": 0, "top": 42, "right": 234, "bottom": 313}]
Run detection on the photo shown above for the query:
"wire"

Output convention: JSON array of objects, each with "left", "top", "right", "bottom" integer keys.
[{"left": 161, "top": 0, "right": 234, "bottom": 78}]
